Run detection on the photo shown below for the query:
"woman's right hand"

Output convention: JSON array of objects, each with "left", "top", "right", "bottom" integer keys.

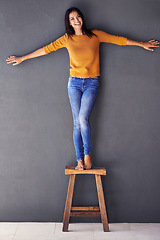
[{"left": 6, "top": 56, "right": 23, "bottom": 66}]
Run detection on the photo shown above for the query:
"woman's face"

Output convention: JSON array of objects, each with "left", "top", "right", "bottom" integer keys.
[{"left": 69, "top": 11, "right": 83, "bottom": 30}]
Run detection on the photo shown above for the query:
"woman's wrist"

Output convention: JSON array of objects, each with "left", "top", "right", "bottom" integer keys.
[
  {"left": 139, "top": 42, "right": 144, "bottom": 48},
  {"left": 20, "top": 56, "right": 25, "bottom": 62}
]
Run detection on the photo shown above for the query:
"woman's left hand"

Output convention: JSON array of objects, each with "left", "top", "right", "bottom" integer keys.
[{"left": 142, "top": 40, "right": 159, "bottom": 51}]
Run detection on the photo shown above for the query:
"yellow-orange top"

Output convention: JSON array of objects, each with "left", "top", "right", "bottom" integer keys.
[{"left": 43, "top": 29, "right": 127, "bottom": 78}]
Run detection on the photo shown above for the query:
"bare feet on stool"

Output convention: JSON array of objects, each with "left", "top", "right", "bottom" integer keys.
[
  {"left": 75, "top": 160, "right": 84, "bottom": 170},
  {"left": 84, "top": 154, "right": 92, "bottom": 169}
]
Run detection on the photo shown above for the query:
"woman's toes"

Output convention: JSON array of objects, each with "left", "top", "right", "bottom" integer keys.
[
  {"left": 84, "top": 164, "right": 92, "bottom": 170},
  {"left": 75, "top": 160, "right": 84, "bottom": 170},
  {"left": 75, "top": 165, "right": 84, "bottom": 170}
]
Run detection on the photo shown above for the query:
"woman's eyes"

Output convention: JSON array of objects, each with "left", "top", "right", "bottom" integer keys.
[{"left": 71, "top": 16, "right": 81, "bottom": 20}]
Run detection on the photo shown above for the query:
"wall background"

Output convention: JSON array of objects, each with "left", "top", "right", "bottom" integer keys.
[{"left": 0, "top": 0, "right": 160, "bottom": 223}]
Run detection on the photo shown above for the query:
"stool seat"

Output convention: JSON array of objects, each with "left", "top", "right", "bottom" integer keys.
[
  {"left": 65, "top": 166, "right": 106, "bottom": 175},
  {"left": 62, "top": 166, "right": 109, "bottom": 232}
]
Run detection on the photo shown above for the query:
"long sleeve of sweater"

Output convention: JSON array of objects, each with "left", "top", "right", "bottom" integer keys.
[
  {"left": 95, "top": 29, "right": 127, "bottom": 45},
  {"left": 43, "top": 34, "right": 67, "bottom": 54}
]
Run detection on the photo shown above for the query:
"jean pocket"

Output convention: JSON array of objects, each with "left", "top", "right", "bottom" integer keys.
[
  {"left": 91, "top": 78, "right": 99, "bottom": 84},
  {"left": 91, "top": 77, "right": 99, "bottom": 81}
]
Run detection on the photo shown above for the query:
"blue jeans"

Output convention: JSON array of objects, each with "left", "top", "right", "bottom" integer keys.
[{"left": 68, "top": 76, "right": 99, "bottom": 161}]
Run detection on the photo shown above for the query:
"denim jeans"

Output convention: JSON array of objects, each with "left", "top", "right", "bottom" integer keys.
[{"left": 68, "top": 76, "right": 99, "bottom": 161}]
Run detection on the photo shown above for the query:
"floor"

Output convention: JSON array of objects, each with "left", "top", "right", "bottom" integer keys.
[{"left": 0, "top": 222, "right": 160, "bottom": 240}]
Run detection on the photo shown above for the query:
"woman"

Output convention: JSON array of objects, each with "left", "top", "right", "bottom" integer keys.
[{"left": 6, "top": 7, "right": 159, "bottom": 170}]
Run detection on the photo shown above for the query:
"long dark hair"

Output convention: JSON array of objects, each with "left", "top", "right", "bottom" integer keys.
[{"left": 65, "top": 7, "right": 97, "bottom": 38}]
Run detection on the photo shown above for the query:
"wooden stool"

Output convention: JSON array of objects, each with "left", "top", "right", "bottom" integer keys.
[{"left": 62, "top": 166, "right": 109, "bottom": 232}]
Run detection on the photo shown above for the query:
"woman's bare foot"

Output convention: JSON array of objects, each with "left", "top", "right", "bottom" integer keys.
[
  {"left": 84, "top": 154, "right": 92, "bottom": 169},
  {"left": 75, "top": 160, "right": 84, "bottom": 170}
]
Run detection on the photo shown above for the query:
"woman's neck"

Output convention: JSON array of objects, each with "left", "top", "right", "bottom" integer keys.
[{"left": 74, "top": 29, "right": 83, "bottom": 36}]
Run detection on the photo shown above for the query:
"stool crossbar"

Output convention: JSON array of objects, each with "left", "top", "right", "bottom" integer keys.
[{"left": 62, "top": 166, "right": 109, "bottom": 232}]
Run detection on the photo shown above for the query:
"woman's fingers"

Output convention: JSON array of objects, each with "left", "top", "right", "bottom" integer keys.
[
  {"left": 6, "top": 56, "right": 15, "bottom": 60},
  {"left": 149, "top": 39, "right": 159, "bottom": 43},
  {"left": 149, "top": 40, "right": 159, "bottom": 46},
  {"left": 144, "top": 47, "right": 153, "bottom": 51},
  {"left": 149, "top": 41, "right": 159, "bottom": 51},
  {"left": 6, "top": 56, "right": 20, "bottom": 65},
  {"left": 6, "top": 59, "right": 14, "bottom": 64},
  {"left": 143, "top": 40, "right": 159, "bottom": 51},
  {"left": 6, "top": 56, "right": 15, "bottom": 63},
  {"left": 6, "top": 60, "right": 12, "bottom": 64},
  {"left": 13, "top": 62, "right": 19, "bottom": 66},
  {"left": 149, "top": 48, "right": 154, "bottom": 52}
]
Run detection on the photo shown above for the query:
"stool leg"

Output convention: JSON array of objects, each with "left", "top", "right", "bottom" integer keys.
[
  {"left": 62, "top": 174, "right": 75, "bottom": 232},
  {"left": 95, "top": 174, "right": 109, "bottom": 232}
]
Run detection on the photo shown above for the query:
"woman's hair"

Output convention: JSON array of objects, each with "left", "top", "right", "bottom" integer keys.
[{"left": 64, "top": 7, "right": 97, "bottom": 38}]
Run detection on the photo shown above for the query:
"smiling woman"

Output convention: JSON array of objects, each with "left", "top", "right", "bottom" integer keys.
[
  {"left": 6, "top": 7, "right": 159, "bottom": 170},
  {"left": 69, "top": 11, "right": 83, "bottom": 35}
]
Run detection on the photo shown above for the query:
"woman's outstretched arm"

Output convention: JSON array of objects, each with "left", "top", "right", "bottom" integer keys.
[
  {"left": 6, "top": 47, "right": 46, "bottom": 66},
  {"left": 126, "top": 39, "right": 159, "bottom": 51}
]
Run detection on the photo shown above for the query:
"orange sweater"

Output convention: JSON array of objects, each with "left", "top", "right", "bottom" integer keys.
[{"left": 43, "top": 29, "right": 127, "bottom": 78}]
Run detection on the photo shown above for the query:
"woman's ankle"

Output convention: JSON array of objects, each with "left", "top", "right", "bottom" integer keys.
[
  {"left": 77, "top": 160, "right": 83, "bottom": 164},
  {"left": 84, "top": 154, "right": 92, "bottom": 169}
]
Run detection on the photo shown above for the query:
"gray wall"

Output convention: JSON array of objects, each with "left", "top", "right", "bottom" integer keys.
[{"left": 1, "top": 0, "right": 160, "bottom": 223}]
